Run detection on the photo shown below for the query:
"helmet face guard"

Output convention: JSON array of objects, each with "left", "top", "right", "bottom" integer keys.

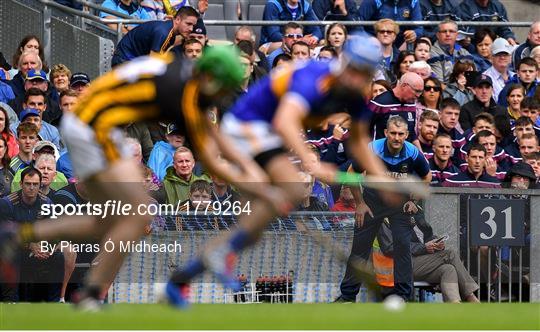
[
  {"left": 342, "top": 33, "right": 383, "bottom": 72},
  {"left": 195, "top": 46, "right": 244, "bottom": 92}
]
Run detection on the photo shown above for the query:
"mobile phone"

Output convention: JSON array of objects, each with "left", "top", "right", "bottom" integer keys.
[
  {"left": 464, "top": 71, "right": 480, "bottom": 88},
  {"left": 434, "top": 235, "right": 449, "bottom": 243}
]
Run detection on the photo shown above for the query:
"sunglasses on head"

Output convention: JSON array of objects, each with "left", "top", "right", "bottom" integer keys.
[{"left": 424, "top": 85, "right": 441, "bottom": 92}]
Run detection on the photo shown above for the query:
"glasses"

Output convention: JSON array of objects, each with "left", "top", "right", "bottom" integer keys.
[
  {"left": 285, "top": 34, "right": 303, "bottom": 39},
  {"left": 403, "top": 82, "right": 423, "bottom": 96},
  {"left": 424, "top": 86, "right": 441, "bottom": 92},
  {"left": 377, "top": 30, "right": 395, "bottom": 35}
]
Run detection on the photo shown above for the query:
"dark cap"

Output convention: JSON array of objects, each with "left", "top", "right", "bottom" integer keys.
[
  {"left": 192, "top": 18, "right": 206, "bottom": 36},
  {"left": 506, "top": 161, "right": 537, "bottom": 182},
  {"left": 70, "top": 72, "right": 90, "bottom": 87},
  {"left": 166, "top": 123, "right": 182, "bottom": 135},
  {"left": 473, "top": 74, "right": 493, "bottom": 87}
]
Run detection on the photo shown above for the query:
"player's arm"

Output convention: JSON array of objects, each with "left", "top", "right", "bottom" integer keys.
[{"left": 349, "top": 121, "right": 388, "bottom": 177}]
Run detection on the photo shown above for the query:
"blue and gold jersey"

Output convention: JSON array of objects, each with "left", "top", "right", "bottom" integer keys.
[
  {"left": 114, "top": 20, "right": 176, "bottom": 62},
  {"left": 229, "top": 61, "right": 372, "bottom": 124}
]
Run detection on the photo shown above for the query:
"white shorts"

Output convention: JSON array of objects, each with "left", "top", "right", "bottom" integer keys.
[
  {"left": 220, "top": 112, "right": 284, "bottom": 158},
  {"left": 60, "top": 112, "right": 131, "bottom": 180}
]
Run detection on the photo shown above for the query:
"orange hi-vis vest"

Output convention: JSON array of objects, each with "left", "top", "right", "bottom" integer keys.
[{"left": 372, "top": 238, "right": 394, "bottom": 287}]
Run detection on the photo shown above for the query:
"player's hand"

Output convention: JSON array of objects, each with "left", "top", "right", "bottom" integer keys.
[
  {"left": 320, "top": 113, "right": 350, "bottom": 131},
  {"left": 310, "top": 161, "right": 337, "bottom": 184},
  {"left": 403, "top": 30, "right": 417, "bottom": 43},
  {"left": 403, "top": 200, "right": 419, "bottom": 214},
  {"left": 354, "top": 201, "right": 373, "bottom": 228},
  {"left": 485, "top": 157, "right": 497, "bottom": 176},
  {"left": 332, "top": 124, "right": 345, "bottom": 141},
  {"left": 198, "top": 0, "right": 208, "bottom": 14}
]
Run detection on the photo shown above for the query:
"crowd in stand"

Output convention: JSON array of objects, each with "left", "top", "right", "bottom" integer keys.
[{"left": 0, "top": 0, "right": 538, "bottom": 303}]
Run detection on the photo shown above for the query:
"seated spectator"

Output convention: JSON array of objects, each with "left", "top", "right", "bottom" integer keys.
[
  {"left": 100, "top": 0, "right": 152, "bottom": 34},
  {"left": 408, "top": 61, "right": 432, "bottom": 80},
  {"left": 460, "top": 74, "right": 506, "bottom": 131},
  {"left": 474, "top": 130, "right": 510, "bottom": 180},
  {"left": 330, "top": 185, "right": 355, "bottom": 212},
  {"left": 503, "top": 161, "right": 537, "bottom": 189},
  {"left": 290, "top": 41, "right": 310, "bottom": 61},
  {"left": 316, "top": 46, "right": 337, "bottom": 61},
  {"left": 470, "top": 28, "right": 496, "bottom": 73},
  {"left": 209, "top": 159, "right": 242, "bottom": 204},
  {"left": 123, "top": 122, "right": 153, "bottom": 163},
  {"left": 429, "top": 133, "right": 460, "bottom": 185},
  {"left": 420, "top": 0, "right": 462, "bottom": 40},
  {"left": 442, "top": 143, "right": 500, "bottom": 187},
  {"left": 504, "top": 84, "right": 526, "bottom": 125},
  {"left": 272, "top": 53, "right": 292, "bottom": 69},
  {"left": 126, "top": 137, "right": 164, "bottom": 203},
  {"left": 498, "top": 58, "right": 539, "bottom": 107},
  {"left": 35, "top": 153, "right": 60, "bottom": 198},
  {"left": 437, "top": 98, "right": 466, "bottom": 156},
  {"left": 140, "top": 0, "right": 207, "bottom": 20},
  {"left": 371, "top": 79, "right": 391, "bottom": 99},
  {"left": 518, "top": 133, "right": 540, "bottom": 162},
  {"left": 163, "top": 146, "right": 210, "bottom": 205},
  {"left": 520, "top": 97, "right": 540, "bottom": 127},
  {"left": 462, "top": 112, "right": 495, "bottom": 143},
  {"left": 111, "top": 6, "right": 199, "bottom": 66},
  {"left": 301, "top": 149, "right": 334, "bottom": 209},
  {"left": 296, "top": 172, "right": 328, "bottom": 212},
  {"left": 0, "top": 105, "right": 18, "bottom": 158},
  {"left": 183, "top": 38, "right": 203, "bottom": 59},
  {"left": 148, "top": 123, "right": 185, "bottom": 181},
  {"left": 175, "top": 179, "right": 214, "bottom": 230},
  {"left": 188, "top": 18, "right": 208, "bottom": 47},
  {"left": 418, "top": 110, "right": 440, "bottom": 159},
  {"left": 459, "top": 0, "right": 516, "bottom": 46},
  {"left": 374, "top": 19, "right": 399, "bottom": 73},
  {"left": 49, "top": 64, "right": 71, "bottom": 101},
  {"left": 69, "top": 73, "right": 91, "bottom": 96},
  {"left": 0, "top": 136, "right": 13, "bottom": 197},
  {"left": 236, "top": 41, "right": 266, "bottom": 87},
  {"left": 266, "top": 22, "right": 304, "bottom": 70},
  {"left": 7, "top": 51, "right": 42, "bottom": 99},
  {"left": 305, "top": 121, "right": 350, "bottom": 171},
  {"left": 414, "top": 38, "right": 431, "bottom": 62},
  {"left": 392, "top": 50, "right": 415, "bottom": 83},
  {"left": 234, "top": 26, "right": 270, "bottom": 73},
  {"left": 11, "top": 140, "right": 68, "bottom": 193},
  {"left": 513, "top": 21, "right": 540, "bottom": 70},
  {"left": 9, "top": 122, "right": 39, "bottom": 174},
  {"left": 12, "top": 108, "right": 62, "bottom": 152},
  {"left": 531, "top": 46, "right": 540, "bottom": 80},
  {"left": 59, "top": 89, "right": 78, "bottom": 115},
  {"left": 483, "top": 38, "right": 514, "bottom": 103},
  {"left": 523, "top": 152, "right": 540, "bottom": 179},
  {"left": 419, "top": 77, "right": 442, "bottom": 112},
  {"left": 442, "top": 60, "right": 475, "bottom": 106},
  {"left": 312, "top": 0, "right": 358, "bottom": 22},
  {"left": 503, "top": 116, "right": 536, "bottom": 163},
  {"left": 429, "top": 19, "right": 471, "bottom": 84},
  {"left": 11, "top": 35, "right": 49, "bottom": 76},
  {"left": 494, "top": 113, "right": 514, "bottom": 148},
  {"left": 260, "top": 0, "right": 322, "bottom": 47},
  {"left": 358, "top": 0, "right": 423, "bottom": 48}
]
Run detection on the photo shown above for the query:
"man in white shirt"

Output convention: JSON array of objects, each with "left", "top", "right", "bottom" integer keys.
[{"left": 483, "top": 38, "right": 514, "bottom": 102}]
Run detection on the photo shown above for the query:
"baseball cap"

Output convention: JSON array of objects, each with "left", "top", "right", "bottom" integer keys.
[
  {"left": 473, "top": 74, "right": 493, "bottom": 87},
  {"left": 492, "top": 38, "right": 512, "bottom": 55},
  {"left": 192, "top": 18, "right": 207, "bottom": 36},
  {"left": 70, "top": 72, "right": 90, "bottom": 87},
  {"left": 456, "top": 30, "right": 473, "bottom": 42},
  {"left": 166, "top": 123, "right": 182, "bottom": 135},
  {"left": 25, "top": 69, "right": 47, "bottom": 81},
  {"left": 33, "top": 140, "right": 60, "bottom": 161},
  {"left": 19, "top": 108, "right": 40, "bottom": 121}
]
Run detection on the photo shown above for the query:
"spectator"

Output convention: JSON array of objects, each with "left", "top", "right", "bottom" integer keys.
[
  {"left": 504, "top": 84, "right": 526, "bottom": 124},
  {"left": 210, "top": 161, "right": 241, "bottom": 204},
  {"left": 266, "top": 22, "right": 304, "bottom": 70},
  {"left": 418, "top": 110, "right": 440, "bottom": 159},
  {"left": 322, "top": 23, "right": 347, "bottom": 56},
  {"left": 494, "top": 113, "right": 514, "bottom": 148},
  {"left": 290, "top": 41, "right": 310, "bottom": 61},
  {"left": 296, "top": 172, "right": 328, "bottom": 211},
  {"left": 531, "top": 46, "right": 540, "bottom": 80},
  {"left": 523, "top": 152, "right": 540, "bottom": 179},
  {"left": 175, "top": 179, "right": 213, "bottom": 230},
  {"left": 392, "top": 50, "right": 415, "bottom": 82},
  {"left": 357, "top": 0, "right": 423, "bottom": 48},
  {"left": 371, "top": 79, "right": 391, "bottom": 99},
  {"left": 374, "top": 19, "right": 399, "bottom": 73},
  {"left": 442, "top": 60, "right": 475, "bottom": 106},
  {"left": 11, "top": 35, "right": 49, "bottom": 77},
  {"left": 183, "top": 38, "right": 203, "bottom": 59},
  {"left": 111, "top": 6, "right": 199, "bottom": 66},
  {"left": 498, "top": 58, "right": 539, "bottom": 107},
  {"left": 330, "top": 185, "right": 355, "bottom": 212},
  {"left": 429, "top": 19, "right": 471, "bottom": 84},
  {"left": 0, "top": 70, "right": 14, "bottom": 104},
  {"left": 317, "top": 46, "right": 337, "bottom": 61},
  {"left": 148, "top": 123, "right": 185, "bottom": 181},
  {"left": 520, "top": 97, "right": 540, "bottom": 127},
  {"left": 259, "top": 0, "right": 322, "bottom": 47},
  {"left": 236, "top": 41, "right": 266, "bottom": 86},
  {"left": 69, "top": 73, "right": 91, "bottom": 96},
  {"left": 414, "top": 38, "right": 431, "bottom": 62},
  {"left": 474, "top": 130, "right": 510, "bottom": 180},
  {"left": 462, "top": 112, "right": 496, "bottom": 144},
  {"left": 234, "top": 26, "right": 270, "bottom": 73},
  {"left": 429, "top": 133, "right": 460, "bottom": 185},
  {"left": 312, "top": 0, "right": 358, "bottom": 22},
  {"left": 126, "top": 137, "right": 164, "bottom": 203},
  {"left": 483, "top": 38, "right": 514, "bottom": 102},
  {"left": 272, "top": 53, "right": 292, "bottom": 69},
  {"left": 419, "top": 77, "right": 443, "bottom": 111},
  {"left": 188, "top": 18, "right": 208, "bottom": 47},
  {"left": 140, "top": 0, "right": 207, "bottom": 20},
  {"left": 518, "top": 133, "right": 540, "bottom": 161},
  {"left": 7, "top": 52, "right": 42, "bottom": 99},
  {"left": 11, "top": 140, "right": 68, "bottom": 193},
  {"left": 100, "top": 0, "right": 152, "bottom": 34},
  {"left": 49, "top": 64, "right": 71, "bottom": 100},
  {"left": 471, "top": 28, "right": 496, "bottom": 73},
  {"left": 369, "top": 71, "right": 424, "bottom": 148},
  {"left": 124, "top": 122, "right": 153, "bottom": 163},
  {"left": 163, "top": 147, "right": 210, "bottom": 205},
  {"left": 460, "top": 74, "right": 506, "bottom": 131},
  {"left": 34, "top": 153, "right": 59, "bottom": 198},
  {"left": 408, "top": 61, "right": 432, "bottom": 80},
  {"left": 419, "top": 0, "right": 462, "bottom": 40},
  {"left": 58, "top": 89, "right": 78, "bottom": 115},
  {"left": 442, "top": 143, "right": 500, "bottom": 187},
  {"left": 12, "top": 108, "right": 62, "bottom": 152},
  {"left": 513, "top": 21, "right": 540, "bottom": 70},
  {"left": 9, "top": 122, "right": 39, "bottom": 174},
  {"left": 301, "top": 148, "right": 334, "bottom": 209},
  {"left": 503, "top": 161, "right": 537, "bottom": 189},
  {"left": 305, "top": 121, "right": 350, "bottom": 171},
  {"left": 437, "top": 98, "right": 466, "bottom": 156},
  {"left": 54, "top": 90, "right": 79, "bottom": 179},
  {"left": 459, "top": 0, "right": 516, "bottom": 45},
  {"left": 0, "top": 105, "right": 18, "bottom": 158},
  {"left": 0, "top": 136, "right": 13, "bottom": 197}
]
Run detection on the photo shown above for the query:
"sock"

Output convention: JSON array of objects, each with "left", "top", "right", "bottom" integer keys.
[
  {"left": 171, "top": 259, "right": 205, "bottom": 285},
  {"left": 18, "top": 223, "right": 36, "bottom": 243},
  {"left": 228, "top": 229, "right": 252, "bottom": 252}
]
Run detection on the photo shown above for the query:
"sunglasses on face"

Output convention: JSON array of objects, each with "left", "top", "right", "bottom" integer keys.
[
  {"left": 377, "top": 30, "right": 395, "bottom": 35},
  {"left": 424, "top": 85, "right": 441, "bottom": 92},
  {"left": 285, "top": 34, "right": 303, "bottom": 39}
]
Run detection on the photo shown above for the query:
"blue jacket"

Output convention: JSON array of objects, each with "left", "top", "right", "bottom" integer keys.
[
  {"left": 312, "top": 0, "right": 359, "bottom": 22},
  {"left": 512, "top": 40, "right": 536, "bottom": 71},
  {"left": 260, "top": 0, "right": 323, "bottom": 45},
  {"left": 10, "top": 120, "right": 64, "bottom": 153},
  {"left": 147, "top": 141, "right": 176, "bottom": 181},
  {"left": 459, "top": 0, "right": 515, "bottom": 40},
  {"left": 0, "top": 81, "right": 14, "bottom": 104},
  {"left": 498, "top": 76, "right": 539, "bottom": 107},
  {"left": 358, "top": 0, "right": 423, "bottom": 45},
  {"left": 57, "top": 151, "right": 74, "bottom": 180},
  {"left": 419, "top": 0, "right": 461, "bottom": 40}
]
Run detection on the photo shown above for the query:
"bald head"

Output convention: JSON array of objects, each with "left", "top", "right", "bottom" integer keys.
[
  {"left": 395, "top": 72, "right": 424, "bottom": 103},
  {"left": 529, "top": 21, "right": 540, "bottom": 46}
]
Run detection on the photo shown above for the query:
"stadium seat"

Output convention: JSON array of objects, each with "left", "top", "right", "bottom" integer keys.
[
  {"left": 239, "top": 0, "right": 268, "bottom": 45},
  {"left": 192, "top": 0, "right": 239, "bottom": 41}
]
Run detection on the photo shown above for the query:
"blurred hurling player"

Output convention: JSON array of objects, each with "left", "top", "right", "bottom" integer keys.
[
  {"left": 0, "top": 47, "right": 285, "bottom": 309},
  {"left": 165, "top": 35, "right": 398, "bottom": 307}
]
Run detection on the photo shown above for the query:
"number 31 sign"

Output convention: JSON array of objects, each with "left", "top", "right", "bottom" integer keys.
[{"left": 469, "top": 199, "right": 526, "bottom": 246}]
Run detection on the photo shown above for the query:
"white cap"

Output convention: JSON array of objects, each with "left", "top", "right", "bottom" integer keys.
[
  {"left": 32, "top": 140, "right": 60, "bottom": 161},
  {"left": 492, "top": 38, "right": 512, "bottom": 55}
]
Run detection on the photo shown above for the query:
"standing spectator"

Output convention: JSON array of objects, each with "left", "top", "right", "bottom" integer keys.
[
  {"left": 442, "top": 60, "right": 475, "bottom": 106},
  {"left": 417, "top": 110, "right": 440, "bottom": 159},
  {"left": 483, "top": 38, "right": 514, "bottom": 103},
  {"left": 100, "top": 0, "right": 152, "bottom": 34},
  {"left": 429, "top": 19, "right": 471, "bottom": 84},
  {"left": 357, "top": 0, "right": 423, "bottom": 48},
  {"left": 312, "top": 0, "right": 358, "bottom": 22},
  {"left": 9, "top": 123, "right": 39, "bottom": 174},
  {"left": 437, "top": 98, "right": 466, "bottom": 156},
  {"left": 374, "top": 19, "right": 400, "bottom": 74},
  {"left": 290, "top": 41, "right": 310, "bottom": 61},
  {"left": 0, "top": 105, "right": 18, "bottom": 158},
  {"left": 442, "top": 143, "right": 500, "bottom": 187},
  {"left": 513, "top": 22, "right": 540, "bottom": 71},
  {"left": 183, "top": 38, "right": 203, "bottom": 59},
  {"left": 148, "top": 124, "right": 185, "bottom": 181},
  {"left": 419, "top": 77, "right": 443, "bottom": 112},
  {"left": 471, "top": 28, "right": 496, "bottom": 73},
  {"left": 305, "top": 121, "right": 350, "bottom": 171},
  {"left": 49, "top": 64, "right": 71, "bottom": 101},
  {"left": 163, "top": 147, "right": 210, "bottom": 205},
  {"left": 498, "top": 58, "right": 539, "bottom": 107},
  {"left": 266, "top": 22, "right": 304, "bottom": 70},
  {"left": 111, "top": 6, "right": 199, "bottom": 66},
  {"left": 69, "top": 73, "right": 91, "bottom": 96},
  {"left": 419, "top": 0, "right": 462, "bottom": 40},
  {"left": 259, "top": 0, "right": 322, "bottom": 47},
  {"left": 55, "top": 90, "right": 79, "bottom": 179},
  {"left": 504, "top": 84, "right": 526, "bottom": 124},
  {"left": 414, "top": 38, "right": 431, "bottom": 62},
  {"left": 7, "top": 52, "right": 42, "bottom": 99},
  {"left": 459, "top": 0, "right": 516, "bottom": 46},
  {"left": 234, "top": 26, "right": 270, "bottom": 73},
  {"left": 460, "top": 74, "right": 506, "bottom": 131},
  {"left": 429, "top": 133, "right": 460, "bottom": 185},
  {"left": 0, "top": 136, "right": 13, "bottom": 197}
]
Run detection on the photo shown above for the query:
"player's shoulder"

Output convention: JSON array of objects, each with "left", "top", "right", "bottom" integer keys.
[
  {"left": 370, "top": 138, "right": 386, "bottom": 153},
  {"left": 370, "top": 90, "right": 399, "bottom": 107},
  {"left": 403, "top": 141, "right": 421, "bottom": 159}
]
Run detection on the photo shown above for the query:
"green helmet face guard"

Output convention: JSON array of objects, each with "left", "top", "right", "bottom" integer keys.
[{"left": 195, "top": 45, "right": 244, "bottom": 91}]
